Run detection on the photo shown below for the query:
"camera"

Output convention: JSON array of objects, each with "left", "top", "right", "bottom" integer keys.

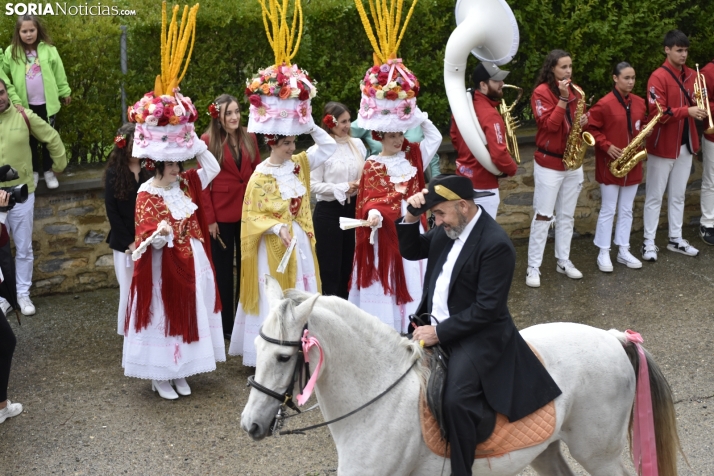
[{"left": 0, "top": 165, "right": 28, "bottom": 211}]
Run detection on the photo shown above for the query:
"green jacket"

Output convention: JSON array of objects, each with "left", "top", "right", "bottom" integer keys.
[
  {"left": 3, "top": 42, "right": 71, "bottom": 117},
  {"left": 0, "top": 106, "right": 66, "bottom": 193},
  {"left": 0, "top": 50, "right": 21, "bottom": 106}
]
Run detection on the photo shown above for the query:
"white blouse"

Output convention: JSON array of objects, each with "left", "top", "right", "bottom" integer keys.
[{"left": 310, "top": 137, "right": 366, "bottom": 204}]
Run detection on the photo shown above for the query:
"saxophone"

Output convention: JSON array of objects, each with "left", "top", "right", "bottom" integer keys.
[
  {"left": 608, "top": 94, "right": 664, "bottom": 178},
  {"left": 499, "top": 85, "right": 523, "bottom": 164},
  {"left": 562, "top": 82, "right": 595, "bottom": 170}
]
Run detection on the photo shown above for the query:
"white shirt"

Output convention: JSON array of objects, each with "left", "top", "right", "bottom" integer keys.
[
  {"left": 310, "top": 138, "right": 366, "bottom": 204},
  {"left": 431, "top": 207, "right": 482, "bottom": 324}
]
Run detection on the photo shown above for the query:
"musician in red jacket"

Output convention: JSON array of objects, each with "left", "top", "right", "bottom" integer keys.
[
  {"left": 642, "top": 30, "right": 707, "bottom": 261},
  {"left": 526, "top": 50, "right": 588, "bottom": 288},
  {"left": 698, "top": 59, "right": 714, "bottom": 246},
  {"left": 587, "top": 62, "right": 647, "bottom": 272},
  {"left": 452, "top": 62, "right": 518, "bottom": 218},
  {"left": 201, "top": 94, "right": 261, "bottom": 338}
]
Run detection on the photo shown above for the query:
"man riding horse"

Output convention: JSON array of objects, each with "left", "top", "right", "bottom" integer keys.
[{"left": 398, "top": 175, "right": 562, "bottom": 476}]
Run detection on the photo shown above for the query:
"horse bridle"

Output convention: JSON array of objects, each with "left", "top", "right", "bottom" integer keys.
[{"left": 247, "top": 323, "right": 419, "bottom": 437}]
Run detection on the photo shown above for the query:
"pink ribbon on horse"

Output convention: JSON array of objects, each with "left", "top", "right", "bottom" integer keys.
[
  {"left": 296, "top": 329, "right": 323, "bottom": 406},
  {"left": 625, "top": 329, "right": 658, "bottom": 476}
]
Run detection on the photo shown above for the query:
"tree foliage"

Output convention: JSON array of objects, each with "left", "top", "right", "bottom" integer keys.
[{"left": 0, "top": 0, "right": 712, "bottom": 163}]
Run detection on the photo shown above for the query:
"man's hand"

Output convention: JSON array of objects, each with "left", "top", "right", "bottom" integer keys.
[
  {"left": 13, "top": 104, "right": 24, "bottom": 113},
  {"left": 412, "top": 325, "right": 439, "bottom": 347},
  {"left": 404, "top": 188, "right": 428, "bottom": 223}
]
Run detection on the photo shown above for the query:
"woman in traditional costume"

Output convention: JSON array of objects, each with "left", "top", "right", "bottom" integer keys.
[
  {"left": 228, "top": 0, "right": 336, "bottom": 367},
  {"left": 347, "top": 0, "right": 442, "bottom": 333},
  {"left": 122, "top": 4, "right": 225, "bottom": 400}
]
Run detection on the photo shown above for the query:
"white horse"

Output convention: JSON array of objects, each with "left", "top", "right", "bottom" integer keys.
[{"left": 241, "top": 277, "right": 683, "bottom": 476}]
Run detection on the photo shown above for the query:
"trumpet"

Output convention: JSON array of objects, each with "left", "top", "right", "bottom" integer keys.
[
  {"left": 499, "top": 84, "right": 522, "bottom": 164},
  {"left": 694, "top": 64, "right": 714, "bottom": 135}
]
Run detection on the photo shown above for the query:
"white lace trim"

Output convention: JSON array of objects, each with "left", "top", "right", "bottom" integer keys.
[
  {"left": 370, "top": 152, "right": 417, "bottom": 184},
  {"left": 255, "top": 160, "right": 306, "bottom": 200},
  {"left": 138, "top": 179, "right": 198, "bottom": 220}
]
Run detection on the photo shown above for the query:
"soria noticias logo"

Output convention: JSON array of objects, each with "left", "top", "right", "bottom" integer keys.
[{"left": 5, "top": 3, "right": 137, "bottom": 16}]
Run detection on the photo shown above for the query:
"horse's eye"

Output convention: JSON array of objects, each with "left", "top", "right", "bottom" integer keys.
[{"left": 277, "top": 354, "right": 291, "bottom": 363}]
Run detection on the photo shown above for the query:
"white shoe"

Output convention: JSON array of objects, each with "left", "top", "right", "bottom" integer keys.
[
  {"left": 0, "top": 298, "right": 12, "bottom": 316},
  {"left": 151, "top": 380, "right": 178, "bottom": 400},
  {"left": 641, "top": 243, "right": 658, "bottom": 262},
  {"left": 556, "top": 260, "right": 583, "bottom": 279},
  {"left": 32, "top": 172, "right": 39, "bottom": 188},
  {"left": 597, "top": 250, "right": 613, "bottom": 273},
  {"left": 526, "top": 267, "right": 541, "bottom": 288},
  {"left": 172, "top": 378, "right": 191, "bottom": 396},
  {"left": 43, "top": 170, "right": 59, "bottom": 189},
  {"left": 0, "top": 400, "right": 23, "bottom": 424},
  {"left": 667, "top": 238, "right": 699, "bottom": 257},
  {"left": 617, "top": 247, "right": 643, "bottom": 269},
  {"left": 17, "top": 295, "right": 35, "bottom": 316}
]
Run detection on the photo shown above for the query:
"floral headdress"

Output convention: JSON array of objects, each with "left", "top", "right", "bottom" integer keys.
[
  {"left": 207, "top": 102, "right": 220, "bottom": 119},
  {"left": 126, "top": 2, "right": 207, "bottom": 162},
  {"left": 322, "top": 114, "right": 337, "bottom": 129},
  {"left": 354, "top": 0, "right": 423, "bottom": 132},
  {"left": 247, "top": 0, "right": 316, "bottom": 136},
  {"left": 114, "top": 134, "right": 127, "bottom": 149}
]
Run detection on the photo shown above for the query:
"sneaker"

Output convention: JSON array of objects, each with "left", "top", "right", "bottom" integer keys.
[
  {"left": 17, "top": 295, "right": 35, "bottom": 316},
  {"left": 597, "top": 250, "right": 613, "bottom": 273},
  {"left": 700, "top": 226, "right": 714, "bottom": 246},
  {"left": 0, "top": 400, "right": 23, "bottom": 424},
  {"left": 667, "top": 238, "right": 699, "bottom": 257},
  {"left": 526, "top": 267, "right": 541, "bottom": 288},
  {"left": 43, "top": 170, "right": 59, "bottom": 189},
  {"left": 0, "top": 298, "right": 12, "bottom": 316},
  {"left": 641, "top": 243, "right": 658, "bottom": 262},
  {"left": 617, "top": 247, "right": 643, "bottom": 269},
  {"left": 32, "top": 172, "right": 39, "bottom": 188},
  {"left": 556, "top": 260, "right": 583, "bottom": 279}
]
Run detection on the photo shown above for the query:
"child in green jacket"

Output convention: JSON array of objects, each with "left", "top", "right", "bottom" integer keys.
[{"left": 3, "top": 15, "right": 71, "bottom": 190}]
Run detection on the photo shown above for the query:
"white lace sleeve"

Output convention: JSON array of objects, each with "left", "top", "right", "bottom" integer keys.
[
  {"left": 151, "top": 228, "right": 174, "bottom": 250},
  {"left": 196, "top": 149, "right": 220, "bottom": 190},
  {"left": 418, "top": 114, "right": 442, "bottom": 172},
  {"left": 306, "top": 127, "right": 337, "bottom": 170}
]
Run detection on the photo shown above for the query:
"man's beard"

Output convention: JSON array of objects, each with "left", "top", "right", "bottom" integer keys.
[
  {"left": 444, "top": 209, "right": 469, "bottom": 240},
  {"left": 486, "top": 85, "right": 503, "bottom": 101}
]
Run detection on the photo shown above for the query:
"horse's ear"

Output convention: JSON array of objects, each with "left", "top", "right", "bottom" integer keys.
[
  {"left": 293, "top": 294, "right": 320, "bottom": 325},
  {"left": 264, "top": 275, "right": 284, "bottom": 307}
]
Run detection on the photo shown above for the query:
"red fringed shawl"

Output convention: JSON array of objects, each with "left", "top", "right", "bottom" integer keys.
[
  {"left": 125, "top": 169, "right": 222, "bottom": 343},
  {"left": 352, "top": 142, "right": 427, "bottom": 304}
]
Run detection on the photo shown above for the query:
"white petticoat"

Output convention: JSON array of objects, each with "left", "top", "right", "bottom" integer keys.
[
  {"left": 228, "top": 222, "right": 318, "bottom": 367},
  {"left": 122, "top": 238, "right": 226, "bottom": 380},
  {"left": 348, "top": 200, "right": 426, "bottom": 333}
]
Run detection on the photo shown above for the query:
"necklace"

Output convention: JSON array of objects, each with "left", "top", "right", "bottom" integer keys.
[{"left": 152, "top": 180, "right": 173, "bottom": 190}]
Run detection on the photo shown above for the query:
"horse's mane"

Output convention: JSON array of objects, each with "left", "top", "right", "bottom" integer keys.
[{"left": 272, "top": 289, "right": 428, "bottom": 384}]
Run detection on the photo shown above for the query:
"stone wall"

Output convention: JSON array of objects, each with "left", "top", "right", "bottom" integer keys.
[{"left": 25, "top": 141, "right": 705, "bottom": 295}]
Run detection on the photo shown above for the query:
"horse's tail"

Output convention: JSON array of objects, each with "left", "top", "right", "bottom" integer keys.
[{"left": 609, "top": 329, "right": 686, "bottom": 476}]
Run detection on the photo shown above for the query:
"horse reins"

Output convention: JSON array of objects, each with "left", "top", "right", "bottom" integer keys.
[{"left": 248, "top": 324, "right": 418, "bottom": 436}]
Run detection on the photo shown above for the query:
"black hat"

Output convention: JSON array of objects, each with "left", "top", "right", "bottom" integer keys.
[
  {"left": 407, "top": 175, "right": 495, "bottom": 216},
  {"left": 471, "top": 61, "right": 510, "bottom": 88}
]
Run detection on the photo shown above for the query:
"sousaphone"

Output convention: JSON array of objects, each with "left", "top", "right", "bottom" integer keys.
[{"left": 444, "top": 0, "right": 519, "bottom": 175}]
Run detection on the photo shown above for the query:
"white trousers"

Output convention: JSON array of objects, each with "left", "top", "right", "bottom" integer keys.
[
  {"left": 528, "top": 163, "right": 583, "bottom": 268},
  {"left": 473, "top": 188, "right": 500, "bottom": 219},
  {"left": 643, "top": 146, "right": 692, "bottom": 241},
  {"left": 5, "top": 193, "right": 35, "bottom": 296},
  {"left": 593, "top": 183, "right": 639, "bottom": 249},
  {"left": 701, "top": 138, "right": 714, "bottom": 228},
  {"left": 113, "top": 249, "right": 134, "bottom": 335}
]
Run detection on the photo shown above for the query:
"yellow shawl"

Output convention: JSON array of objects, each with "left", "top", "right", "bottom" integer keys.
[{"left": 239, "top": 152, "right": 321, "bottom": 315}]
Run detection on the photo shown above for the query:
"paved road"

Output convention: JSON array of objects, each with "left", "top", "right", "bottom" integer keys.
[{"left": 1, "top": 226, "right": 712, "bottom": 475}]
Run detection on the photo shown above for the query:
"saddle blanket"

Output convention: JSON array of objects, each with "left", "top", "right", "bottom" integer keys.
[{"left": 419, "top": 343, "right": 556, "bottom": 459}]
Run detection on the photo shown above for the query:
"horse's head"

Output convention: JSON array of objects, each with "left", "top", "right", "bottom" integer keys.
[{"left": 241, "top": 275, "right": 319, "bottom": 440}]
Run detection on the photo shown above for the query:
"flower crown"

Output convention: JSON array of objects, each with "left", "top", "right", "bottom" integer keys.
[
  {"left": 245, "top": 63, "right": 317, "bottom": 102},
  {"left": 208, "top": 102, "right": 220, "bottom": 119},
  {"left": 322, "top": 114, "right": 337, "bottom": 129},
  {"left": 361, "top": 59, "right": 419, "bottom": 101},
  {"left": 127, "top": 91, "right": 198, "bottom": 126}
]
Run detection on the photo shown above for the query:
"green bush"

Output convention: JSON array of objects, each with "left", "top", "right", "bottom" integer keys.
[{"left": 1, "top": 0, "right": 712, "bottom": 163}]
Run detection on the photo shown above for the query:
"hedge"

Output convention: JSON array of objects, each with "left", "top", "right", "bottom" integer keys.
[{"left": 1, "top": 0, "right": 712, "bottom": 163}]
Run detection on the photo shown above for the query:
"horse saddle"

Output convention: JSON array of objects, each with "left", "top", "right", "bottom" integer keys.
[{"left": 419, "top": 342, "right": 557, "bottom": 459}]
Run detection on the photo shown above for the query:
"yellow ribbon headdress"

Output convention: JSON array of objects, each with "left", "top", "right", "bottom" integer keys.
[
  {"left": 258, "top": 0, "right": 304, "bottom": 67},
  {"left": 354, "top": 0, "right": 418, "bottom": 65},
  {"left": 154, "top": 2, "right": 199, "bottom": 96}
]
